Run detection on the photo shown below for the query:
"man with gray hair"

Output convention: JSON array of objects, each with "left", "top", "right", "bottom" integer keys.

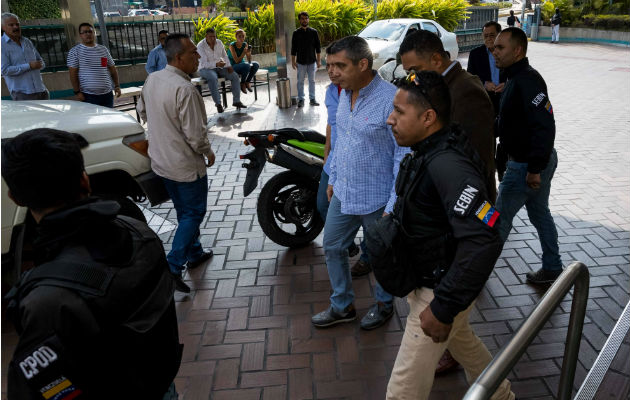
[
  {"left": 311, "top": 35, "right": 409, "bottom": 330},
  {"left": 1, "top": 12, "right": 49, "bottom": 100},
  {"left": 137, "top": 33, "right": 216, "bottom": 294}
]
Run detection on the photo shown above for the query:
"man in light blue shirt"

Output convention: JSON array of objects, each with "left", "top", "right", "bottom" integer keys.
[
  {"left": 1, "top": 13, "right": 48, "bottom": 100},
  {"left": 311, "top": 36, "right": 409, "bottom": 330},
  {"left": 146, "top": 30, "right": 168, "bottom": 74}
]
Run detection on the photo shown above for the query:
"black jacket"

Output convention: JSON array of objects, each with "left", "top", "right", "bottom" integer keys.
[
  {"left": 507, "top": 15, "right": 520, "bottom": 27},
  {"left": 551, "top": 12, "right": 562, "bottom": 25},
  {"left": 7, "top": 198, "right": 181, "bottom": 400},
  {"left": 467, "top": 45, "right": 506, "bottom": 115},
  {"left": 497, "top": 57, "right": 556, "bottom": 174},
  {"left": 399, "top": 127, "right": 503, "bottom": 324}
]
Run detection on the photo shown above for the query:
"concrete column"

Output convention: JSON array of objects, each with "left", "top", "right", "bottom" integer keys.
[
  {"left": 1, "top": 0, "right": 10, "bottom": 14},
  {"left": 273, "top": 0, "right": 298, "bottom": 99},
  {"left": 59, "top": 0, "right": 94, "bottom": 47}
]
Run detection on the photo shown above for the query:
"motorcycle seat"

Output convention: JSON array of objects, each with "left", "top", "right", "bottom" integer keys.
[{"left": 298, "top": 129, "right": 326, "bottom": 144}]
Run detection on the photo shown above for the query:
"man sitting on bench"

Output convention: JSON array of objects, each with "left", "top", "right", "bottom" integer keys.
[{"left": 197, "top": 28, "right": 246, "bottom": 113}]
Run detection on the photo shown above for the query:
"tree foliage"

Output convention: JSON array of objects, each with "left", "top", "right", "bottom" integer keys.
[
  {"left": 243, "top": 3, "right": 276, "bottom": 52},
  {"left": 193, "top": 13, "right": 239, "bottom": 44},
  {"left": 8, "top": 0, "right": 61, "bottom": 20}
]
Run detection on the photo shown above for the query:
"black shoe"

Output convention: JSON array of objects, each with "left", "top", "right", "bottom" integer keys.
[
  {"left": 297, "top": 99, "right": 304, "bottom": 107},
  {"left": 348, "top": 242, "right": 360, "bottom": 258},
  {"left": 360, "top": 302, "right": 394, "bottom": 330},
  {"left": 187, "top": 250, "right": 214, "bottom": 270},
  {"left": 216, "top": 104, "right": 224, "bottom": 113},
  {"left": 310, "top": 99, "right": 319, "bottom": 106},
  {"left": 233, "top": 101, "right": 247, "bottom": 109},
  {"left": 351, "top": 259, "right": 372, "bottom": 277},
  {"left": 526, "top": 268, "right": 562, "bottom": 285},
  {"left": 172, "top": 274, "right": 191, "bottom": 293},
  {"left": 312, "top": 305, "right": 356, "bottom": 328}
]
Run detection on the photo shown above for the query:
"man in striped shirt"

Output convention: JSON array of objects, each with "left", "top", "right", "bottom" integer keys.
[{"left": 68, "top": 22, "right": 121, "bottom": 108}]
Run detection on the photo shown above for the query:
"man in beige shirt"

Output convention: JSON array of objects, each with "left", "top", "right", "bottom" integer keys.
[{"left": 137, "top": 32, "right": 216, "bottom": 293}]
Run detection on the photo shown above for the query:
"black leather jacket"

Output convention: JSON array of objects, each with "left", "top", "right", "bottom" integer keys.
[
  {"left": 396, "top": 127, "right": 503, "bottom": 324},
  {"left": 7, "top": 198, "right": 181, "bottom": 400}
]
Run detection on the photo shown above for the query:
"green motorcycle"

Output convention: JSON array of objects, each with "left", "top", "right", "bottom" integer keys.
[{"left": 238, "top": 128, "right": 326, "bottom": 248}]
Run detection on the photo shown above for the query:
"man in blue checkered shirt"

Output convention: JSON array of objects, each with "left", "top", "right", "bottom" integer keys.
[{"left": 311, "top": 36, "right": 410, "bottom": 330}]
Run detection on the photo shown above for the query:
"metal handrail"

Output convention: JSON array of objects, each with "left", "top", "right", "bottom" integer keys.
[{"left": 464, "top": 262, "right": 589, "bottom": 400}]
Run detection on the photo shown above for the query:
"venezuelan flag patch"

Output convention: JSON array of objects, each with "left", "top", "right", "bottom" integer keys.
[
  {"left": 545, "top": 100, "right": 553, "bottom": 114},
  {"left": 42, "top": 378, "right": 82, "bottom": 400},
  {"left": 475, "top": 201, "right": 500, "bottom": 228}
]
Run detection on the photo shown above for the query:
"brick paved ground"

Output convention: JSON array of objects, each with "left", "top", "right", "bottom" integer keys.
[{"left": 2, "top": 42, "right": 629, "bottom": 399}]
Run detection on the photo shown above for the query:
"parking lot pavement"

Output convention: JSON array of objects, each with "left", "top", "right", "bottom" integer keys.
[{"left": 2, "top": 41, "right": 628, "bottom": 399}]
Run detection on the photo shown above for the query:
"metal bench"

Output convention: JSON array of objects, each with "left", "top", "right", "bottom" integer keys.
[{"left": 191, "top": 68, "right": 270, "bottom": 107}]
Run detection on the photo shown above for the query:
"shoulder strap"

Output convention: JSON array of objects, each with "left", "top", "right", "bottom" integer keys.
[{"left": 7, "top": 258, "right": 115, "bottom": 305}]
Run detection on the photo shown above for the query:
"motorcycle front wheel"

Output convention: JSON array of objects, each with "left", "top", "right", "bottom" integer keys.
[{"left": 257, "top": 170, "right": 324, "bottom": 248}]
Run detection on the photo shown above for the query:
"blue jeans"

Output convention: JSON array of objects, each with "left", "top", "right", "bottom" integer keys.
[
  {"left": 297, "top": 62, "right": 316, "bottom": 101},
  {"left": 162, "top": 382, "right": 178, "bottom": 400},
  {"left": 84, "top": 91, "right": 114, "bottom": 108},
  {"left": 199, "top": 67, "right": 241, "bottom": 105},
  {"left": 232, "top": 61, "right": 260, "bottom": 83},
  {"left": 161, "top": 175, "right": 208, "bottom": 275},
  {"left": 496, "top": 149, "right": 562, "bottom": 271},
  {"left": 317, "top": 171, "right": 368, "bottom": 263},
  {"left": 323, "top": 195, "right": 392, "bottom": 312}
]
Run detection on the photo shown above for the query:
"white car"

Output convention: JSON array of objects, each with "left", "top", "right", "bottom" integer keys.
[
  {"left": 358, "top": 18, "right": 459, "bottom": 70},
  {"left": 1, "top": 100, "right": 169, "bottom": 284},
  {"left": 128, "top": 8, "right": 151, "bottom": 16},
  {"left": 150, "top": 9, "right": 168, "bottom": 15}
]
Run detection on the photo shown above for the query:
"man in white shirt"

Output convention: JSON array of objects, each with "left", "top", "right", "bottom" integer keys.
[
  {"left": 197, "top": 28, "right": 245, "bottom": 113},
  {"left": 137, "top": 33, "right": 216, "bottom": 293}
]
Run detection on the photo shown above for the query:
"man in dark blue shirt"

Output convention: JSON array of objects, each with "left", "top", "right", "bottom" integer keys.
[{"left": 493, "top": 27, "right": 563, "bottom": 284}]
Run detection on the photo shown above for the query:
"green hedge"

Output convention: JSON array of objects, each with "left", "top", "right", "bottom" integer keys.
[
  {"left": 541, "top": 0, "right": 630, "bottom": 28},
  {"left": 582, "top": 14, "right": 630, "bottom": 30},
  {"left": 477, "top": 2, "right": 513, "bottom": 9},
  {"left": 8, "top": 0, "right": 61, "bottom": 19}
]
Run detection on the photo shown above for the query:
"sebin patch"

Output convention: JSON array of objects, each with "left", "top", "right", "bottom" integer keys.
[
  {"left": 475, "top": 201, "right": 500, "bottom": 227},
  {"left": 453, "top": 184, "right": 479, "bottom": 217}
]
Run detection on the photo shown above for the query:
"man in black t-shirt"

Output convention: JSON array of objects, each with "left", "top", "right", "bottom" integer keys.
[{"left": 291, "top": 11, "right": 321, "bottom": 107}]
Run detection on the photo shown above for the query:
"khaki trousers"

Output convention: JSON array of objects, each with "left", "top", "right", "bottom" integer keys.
[{"left": 386, "top": 288, "right": 515, "bottom": 400}]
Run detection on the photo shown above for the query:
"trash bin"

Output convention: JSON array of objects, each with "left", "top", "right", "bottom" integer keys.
[{"left": 276, "top": 78, "right": 291, "bottom": 109}]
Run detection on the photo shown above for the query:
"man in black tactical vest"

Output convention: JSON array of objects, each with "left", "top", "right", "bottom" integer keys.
[
  {"left": 371, "top": 71, "right": 515, "bottom": 399},
  {"left": 2, "top": 129, "right": 182, "bottom": 399}
]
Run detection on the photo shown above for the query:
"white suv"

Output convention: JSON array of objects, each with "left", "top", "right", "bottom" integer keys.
[{"left": 1, "top": 100, "right": 169, "bottom": 284}]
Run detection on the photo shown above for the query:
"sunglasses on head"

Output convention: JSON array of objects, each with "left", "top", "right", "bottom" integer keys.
[{"left": 394, "top": 71, "right": 437, "bottom": 113}]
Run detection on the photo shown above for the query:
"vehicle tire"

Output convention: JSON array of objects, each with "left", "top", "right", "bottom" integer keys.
[
  {"left": 102, "top": 195, "right": 147, "bottom": 223},
  {"left": 257, "top": 171, "right": 324, "bottom": 248}
]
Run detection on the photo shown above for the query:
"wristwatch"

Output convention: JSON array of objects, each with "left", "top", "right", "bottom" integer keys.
[{"left": 73, "top": 90, "right": 80, "bottom": 94}]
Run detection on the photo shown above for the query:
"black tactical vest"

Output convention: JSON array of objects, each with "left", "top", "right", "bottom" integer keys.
[
  {"left": 366, "top": 126, "right": 487, "bottom": 297},
  {"left": 6, "top": 205, "right": 182, "bottom": 399}
]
